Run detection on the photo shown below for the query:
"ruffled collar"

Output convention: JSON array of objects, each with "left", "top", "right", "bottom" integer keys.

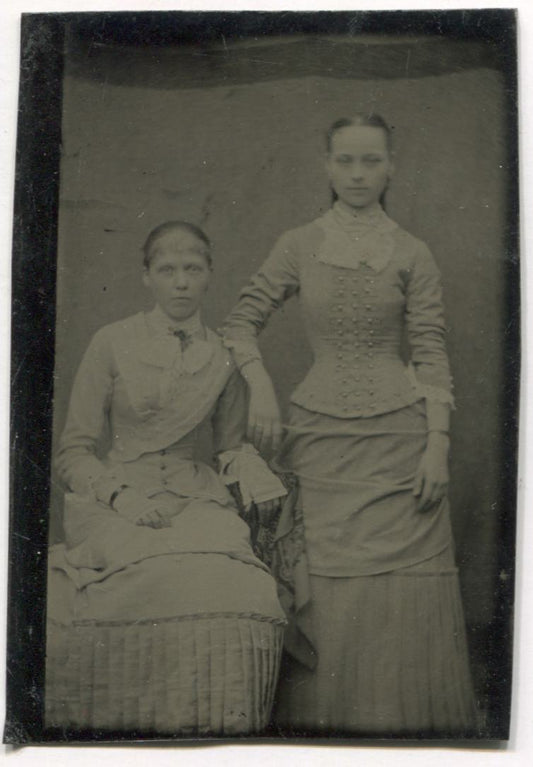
[{"left": 316, "top": 201, "right": 398, "bottom": 272}]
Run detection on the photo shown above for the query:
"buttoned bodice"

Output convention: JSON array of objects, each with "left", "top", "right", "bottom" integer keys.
[
  {"left": 223, "top": 207, "right": 453, "bottom": 418},
  {"left": 293, "top": 257, "right": 417, "bottom": 416}
]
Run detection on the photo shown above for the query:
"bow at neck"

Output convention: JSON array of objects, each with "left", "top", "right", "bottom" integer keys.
[
  {"left": 138, "top": 306, "right": 214, "bottom": 374},
  {"left": 148, "top": 305, "right": 205, "bottom": 338}
]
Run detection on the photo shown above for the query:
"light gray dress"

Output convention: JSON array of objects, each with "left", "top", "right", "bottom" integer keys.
[
  {"left": 223, "top": 202, "right": 478, "bottom": 735},
  {"left": 46, "top": 307, "right": 286, "bottom": 735}
]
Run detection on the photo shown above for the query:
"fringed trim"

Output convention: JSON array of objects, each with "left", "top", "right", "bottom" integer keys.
[{"left": 49, "top": 611, "right": 288, "bottom": 629}]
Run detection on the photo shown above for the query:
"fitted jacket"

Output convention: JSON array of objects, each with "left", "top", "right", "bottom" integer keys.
[
  {"left": 56, "top": 307, "right": 285, "bottom": 508},
  {"left": 223, "top": 203, "right": 453, "bottom": 418}
]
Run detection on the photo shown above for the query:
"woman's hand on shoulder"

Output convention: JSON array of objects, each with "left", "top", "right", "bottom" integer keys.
[
  {"left": 413, "top": 432, "right": 450, "bottom": 512},
  {"left": 242, "top": 361, "right": 283, "bottom": 454},
  {"left": 112, "top": 487, "right": 173, "bottom": 529}
]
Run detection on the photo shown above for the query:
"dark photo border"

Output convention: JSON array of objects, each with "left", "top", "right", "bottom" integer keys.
[{"left": 5, "top": 9, "right": 519, "bottom": 745}]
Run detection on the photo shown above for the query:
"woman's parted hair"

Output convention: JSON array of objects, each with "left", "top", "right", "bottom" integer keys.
[
  {"left": 142, "top": 221, "right": 212, "bottom": 269},
  {"left": 326, "top": 112, "right": 393, "bottom": 208},
  {"left": 325, "top": 112, "right": 393, "bottom": 154}
]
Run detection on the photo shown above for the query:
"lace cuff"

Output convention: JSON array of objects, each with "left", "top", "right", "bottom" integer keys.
[
  {"left": 218, "top": 443, "right": 287, "bottom": 509},
  {"left": 405, "top": 364, "right": 455, "bottom": 409},
  {"left": 220, "top": 337, "right": 263, "bottom": 371}
]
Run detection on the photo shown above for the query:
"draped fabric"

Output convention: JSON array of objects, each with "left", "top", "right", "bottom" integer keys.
[
  {"left": 279, "top": 402, "right": 452, "bottom": 577},
  {"left": 267, "top": 404, "right": 477, "bottom": 733}
]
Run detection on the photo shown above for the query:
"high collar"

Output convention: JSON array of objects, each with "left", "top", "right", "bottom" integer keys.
[
  {"left": 316, "top": 201, "right": 398, "bottom": 273},
  {"left": 147, "top": 305, "right": 205, "bottom": 338},
  {"left": 332, "top": 200, "right": 391, "bottom": 231}
]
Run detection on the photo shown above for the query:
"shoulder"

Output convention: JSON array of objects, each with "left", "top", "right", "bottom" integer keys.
[
  {"left": 89, "top": 312, "right": 145, "bottom": 352},
  {"left": 391, "top": 225, "right": 439, "bottom": 271},
  {"left": 272, "top": 215, "right": 327, "bottom": 254},
  {"left": 392, "top": 225, "right": 431, "bottom": 256}
]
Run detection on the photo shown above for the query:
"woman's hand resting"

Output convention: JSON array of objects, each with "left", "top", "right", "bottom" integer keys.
[
  {"left": 112, "top": 487, "right": 174, "bottom": 529},
  {"left": 413, "top": 432, "right": 450, "bottom": 512},
  {"left": 242, "top": 361, "right": 283, "bottom": 454}
]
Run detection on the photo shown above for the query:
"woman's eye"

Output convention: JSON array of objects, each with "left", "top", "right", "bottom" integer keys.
[
  {"left": 159, "top": 266, "right": 174, "bottom": 275},
  {"left": 364, "top": 157, "right": 382, "bottom": 164}
]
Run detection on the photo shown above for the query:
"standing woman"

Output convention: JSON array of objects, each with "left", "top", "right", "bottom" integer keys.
[{"left": 222, "top": 114, "right": 478, "bottom": 735}]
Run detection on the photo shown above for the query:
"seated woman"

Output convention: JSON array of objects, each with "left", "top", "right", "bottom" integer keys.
[{"left": 45, "top": 221, "right": 287, "bottom": 736}]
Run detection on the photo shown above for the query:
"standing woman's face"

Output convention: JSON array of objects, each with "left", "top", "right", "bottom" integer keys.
[
  {"left": 142, "top": 229, "right": 211, "bottom": 321},
  {"left": 326, "top": 125, "right": 393, "bottom": 210}
]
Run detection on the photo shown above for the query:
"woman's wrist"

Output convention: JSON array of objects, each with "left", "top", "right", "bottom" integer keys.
[
  {"left": 425, "top": 401, "right": 451, "bottom": 433},
  {"left": 240, "top": 358, "right": 270, "bottom": 386},
  {"left": 426, "top": 431, "right": 450, "bottom": 452}
]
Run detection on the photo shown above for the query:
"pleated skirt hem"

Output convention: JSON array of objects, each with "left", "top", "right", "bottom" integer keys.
[
  {"left": 273, "top": 552, "right": 479, "bottom": 737},
  {"left": 45, "top": 614, "right": 284, "bottom": 736}
]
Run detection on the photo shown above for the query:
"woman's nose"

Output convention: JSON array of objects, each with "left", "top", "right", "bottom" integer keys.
[
  {"left": 174, "top": 270, "right": 189, "bottom": 289},
  {"left": 351, "top": 163, "right": 364, "bottom": 180}
]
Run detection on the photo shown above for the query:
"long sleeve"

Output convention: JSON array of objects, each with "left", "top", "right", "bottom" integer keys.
[
  {"left": 55, "top": 328, "right": 119, "bottom": 497},
  {"left": 222, "top": 231, "right": 301, "bottom": 369},
  {"left": 211, "top": 368, "right": 248, "bottom": 455},
  {"left": 405, "top": 243, "right": 454, "bottom": 405},
  {"left": 213, "top": 370, "right": 287, "bottom": 506}
]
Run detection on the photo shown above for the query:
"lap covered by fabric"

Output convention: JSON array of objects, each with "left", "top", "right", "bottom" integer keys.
[{"left": 45, "top": 497, "right": 285, "bottom": 735}]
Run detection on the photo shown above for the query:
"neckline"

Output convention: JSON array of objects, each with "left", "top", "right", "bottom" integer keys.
[
  {"left": 332, "top": 200, "right": 393, "bottom": 231},
  {"left": 315, "top": 202, "right": 397, "bottom": 273},
  {"left": 146, "top": 305, "right": 205, "bottom": 337}
]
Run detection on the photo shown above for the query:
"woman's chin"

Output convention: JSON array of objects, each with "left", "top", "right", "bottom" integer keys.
[
  {"left": 340, "top": 195, "right": 374, "bottom": 210},
  {"left": 161, "top": 300, "right": 198, "bottom": 321}
]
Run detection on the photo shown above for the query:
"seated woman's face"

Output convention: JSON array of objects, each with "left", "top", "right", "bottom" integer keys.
[{"left": 142, "top": 229, "right": 211, "bottom": 321}]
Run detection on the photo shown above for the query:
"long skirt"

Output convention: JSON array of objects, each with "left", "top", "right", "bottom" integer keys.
[
  {"left": 274, "top": 547, "right": 477, "bottom": 736},
  {"left": 272, "top": 402, "right": 478, "bottom": 736},
  {"left": 45, "top": 500, "right": 286, "bottom": 737}
]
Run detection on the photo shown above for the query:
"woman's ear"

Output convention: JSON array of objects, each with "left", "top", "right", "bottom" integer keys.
[{"left": 142, "top": 269, "right": 150, "bottom": 289}]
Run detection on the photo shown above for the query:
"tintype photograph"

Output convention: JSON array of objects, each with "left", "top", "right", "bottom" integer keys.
[{"left": 5, "top": 9, "right": 519, "bottom": 746}]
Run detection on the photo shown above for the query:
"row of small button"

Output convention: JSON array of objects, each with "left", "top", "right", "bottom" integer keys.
[{"left": 331, "top": 268, "right": 379, "bottom": 412}]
